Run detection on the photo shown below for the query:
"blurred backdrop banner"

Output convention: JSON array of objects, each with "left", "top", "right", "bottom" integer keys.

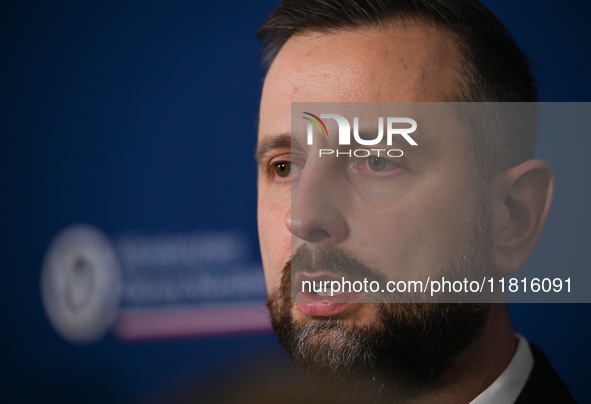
[{"left": 41, "top": 224, "right": 269, "bottom": 344}]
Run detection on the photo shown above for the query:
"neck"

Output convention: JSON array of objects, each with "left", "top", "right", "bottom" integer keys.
[{"left": 414, "top": 303, "right": 517, "bottom": 404}]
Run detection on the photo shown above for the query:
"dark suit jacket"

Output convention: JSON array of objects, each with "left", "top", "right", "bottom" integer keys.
[{"left": 514, "top": 343, "right": 577, "bottom": 404}]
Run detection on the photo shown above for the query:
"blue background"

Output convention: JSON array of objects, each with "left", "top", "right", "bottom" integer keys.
[{"left": 1, "top": 0, "right": 590, "bottom": 402}]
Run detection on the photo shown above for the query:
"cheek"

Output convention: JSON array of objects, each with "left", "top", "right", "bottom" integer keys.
[
  {"left": 257, "top": 188, "right": 292, "bottom": 293},
  {"left": 407, "top": 189, "right": 477, "bottom": 268},
  {"left": 351, "top": 182, "right": 477, "bottom": 278}
]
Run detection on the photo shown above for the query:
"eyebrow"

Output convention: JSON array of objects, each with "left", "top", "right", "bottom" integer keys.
[
  {"left": 254, "top": 129, "right": 427, "bottom": 168},
  {"left": 255, "top": 132, "right": 292, "bottom": 168}
]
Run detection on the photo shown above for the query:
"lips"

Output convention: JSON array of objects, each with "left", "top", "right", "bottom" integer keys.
[{"left": 295, "top": 272, "right": 364, "bottom": 317}]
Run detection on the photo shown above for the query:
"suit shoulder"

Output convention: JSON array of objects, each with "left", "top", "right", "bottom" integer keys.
[{"left": 515, "top": 343, "right": 577, "bottom": 404}]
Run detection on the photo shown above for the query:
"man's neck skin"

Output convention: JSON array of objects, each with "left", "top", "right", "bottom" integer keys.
[{"left": 412, "top": 303, "right": 517, "bottom": 404}]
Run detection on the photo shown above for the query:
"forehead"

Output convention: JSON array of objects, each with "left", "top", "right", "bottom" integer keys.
[{"left": 259, "top": 23, "right": 462, "bottom": 134}]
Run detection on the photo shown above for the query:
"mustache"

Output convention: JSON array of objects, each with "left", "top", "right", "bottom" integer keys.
[{"left": 286, "top": 244, "right": 389, "bottom": 285}]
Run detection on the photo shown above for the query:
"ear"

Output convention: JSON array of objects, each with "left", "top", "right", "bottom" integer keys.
[{"left": 490, "top": 159, "right": 554, "bottom": 276}]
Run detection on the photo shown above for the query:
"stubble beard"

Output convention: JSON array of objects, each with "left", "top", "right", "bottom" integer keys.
[{"left": 265, "top": 201, "right": 493, "bottom": 401}]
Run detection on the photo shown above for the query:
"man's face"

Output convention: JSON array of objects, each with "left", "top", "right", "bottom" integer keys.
[{"left": 256, "top": 23, "right": 491, "bottom": 390}]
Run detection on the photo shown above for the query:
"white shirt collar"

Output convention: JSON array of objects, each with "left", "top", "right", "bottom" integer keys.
[{"left": 469, "top": 334, "right": 534, "bottom": 404}]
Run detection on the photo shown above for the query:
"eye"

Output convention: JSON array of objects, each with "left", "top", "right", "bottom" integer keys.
[
  {"left": 367, "top": 157, "right": 387, "bottom": 172},
  {"left": 274, "top": 162, "right": 291, "bottom": 178}
]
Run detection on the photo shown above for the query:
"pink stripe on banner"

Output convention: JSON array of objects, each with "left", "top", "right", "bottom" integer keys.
[{"left": 113, "top": 305, "right": 273, "bottom": 342}]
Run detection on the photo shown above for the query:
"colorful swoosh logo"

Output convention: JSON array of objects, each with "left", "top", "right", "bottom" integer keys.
[{"left": 303, "top": 112, "right": 328, "bottom": 137}]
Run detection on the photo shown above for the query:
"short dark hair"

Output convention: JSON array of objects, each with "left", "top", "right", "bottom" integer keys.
[{"left": 257, "top": 0, "right": 539, "bottom": 179}]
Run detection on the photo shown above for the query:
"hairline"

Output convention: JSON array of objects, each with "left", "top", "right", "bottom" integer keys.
[{"left": 266, "top": 16, "right": 473, "bottom": 103}]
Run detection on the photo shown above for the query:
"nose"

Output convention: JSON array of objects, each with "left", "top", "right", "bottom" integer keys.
[{"left": 285, "top": 165, "right": 349, "bottom": 245}]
